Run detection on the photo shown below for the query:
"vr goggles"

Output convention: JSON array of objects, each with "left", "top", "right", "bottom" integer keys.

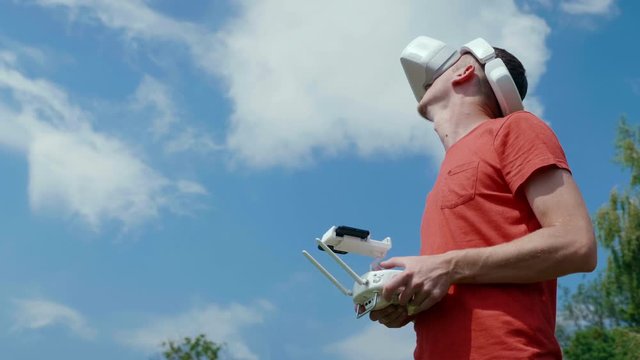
[{"left": 400, "top": 36, "right": 523, "bottom": 116}]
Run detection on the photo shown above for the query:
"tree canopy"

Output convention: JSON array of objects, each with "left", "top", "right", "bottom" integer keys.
[
  {"left": 158, "top": 334, "right": 223, "bottom": 360},
  {"left": 562, "top": 118, "right": 640, "bottom": 359}
]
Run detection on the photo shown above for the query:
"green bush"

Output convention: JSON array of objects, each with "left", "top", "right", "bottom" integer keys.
[{"left": 564, "top": 327, "right": 640, "bottom": 360}]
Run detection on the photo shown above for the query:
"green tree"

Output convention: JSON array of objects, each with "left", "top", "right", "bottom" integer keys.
[
  {"left": 564, "top": 327, "right": 640, "bottom": 360},
  {"left": 563, "top": 278, "right": 608, "bottom": 330},
  {"left": 159, "top": 334, "right": 223, "bottom": 360},
  {"left": 595, "top": 118, "right": 640, "bottom": 327},
  {"left": 562, "top": 118, "right": 640, "bottom": 358}
]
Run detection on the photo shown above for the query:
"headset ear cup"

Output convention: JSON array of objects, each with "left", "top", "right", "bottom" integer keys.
[{"left": 484, "top": 58, "right": 524, "bottom": 116}]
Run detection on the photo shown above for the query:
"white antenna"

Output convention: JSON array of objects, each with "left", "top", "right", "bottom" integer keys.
[
  {"left": 302, "top": 250, "right": 352, "bottom": 296},
  {"left": 301, "top": 238, "right": 372, "bottom": 297},
  {"left": 315, "top": 239, "right": 367, "bottom": 285},
  {"left": 301, "top": 226, "right": 391, "bottom": 291}
]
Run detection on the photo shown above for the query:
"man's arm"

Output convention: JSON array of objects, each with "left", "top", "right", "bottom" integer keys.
[
  {"left": 449, "top": 167, "right": 596, "bottom": 283},
  {"left": 379, "top": 167, "right": 597, "bottom": 315}
]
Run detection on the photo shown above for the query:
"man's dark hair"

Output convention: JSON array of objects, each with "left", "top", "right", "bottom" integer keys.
[{"left": 494, "top": 47, "right": 528, "bottom": 100}]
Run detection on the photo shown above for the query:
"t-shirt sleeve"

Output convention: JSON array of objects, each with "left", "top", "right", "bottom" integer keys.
[{"left": 493, "top": 112, "right": 571, "bottom": 194}]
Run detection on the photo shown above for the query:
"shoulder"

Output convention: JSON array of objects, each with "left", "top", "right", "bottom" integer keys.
[
  {"left": 493, "top": 111, "right": 559, "bottom": 145},
  {"left": 491, "top": 111, "right": 570, "bottom": 194},
  {"left": 466, "top": 112, "right": 549, "bottom": 142},
  {"left": 497, "top": 111, "right": 550, "bottom": 133}
]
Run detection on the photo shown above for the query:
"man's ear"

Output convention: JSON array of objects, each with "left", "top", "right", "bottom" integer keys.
[{"left": 451, "top": 64, "right": 476, "bottom": 86}]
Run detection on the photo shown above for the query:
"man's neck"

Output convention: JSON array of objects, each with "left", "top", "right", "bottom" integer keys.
[{"left": 431, "top": 103, "right": 493, "bottom": 151}]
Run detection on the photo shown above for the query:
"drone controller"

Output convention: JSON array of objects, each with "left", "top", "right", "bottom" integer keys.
[
  {"left": 302, "top": 226, "right": 402, "bottom": 318},
  {"left": 353, "top": 269, "right": 403, "bottom": 318}
]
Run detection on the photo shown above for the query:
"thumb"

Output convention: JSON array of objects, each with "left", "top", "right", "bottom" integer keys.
[{"left": 380, "top": 257, "right": 406, "bottom": 269}]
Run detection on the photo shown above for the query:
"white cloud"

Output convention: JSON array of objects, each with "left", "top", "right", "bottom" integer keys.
[
  {"left": 131, "top": 75, "right": 218, "bottom": 154},
  {"left": 0, "top": 57, "right": 207, "bottom": 230},
  {"left": 132, "top": 75, "right": 178, "bottom": 137},
  {"left": 31, "top": 0, "right": 220, "bottom": 75},
  {"left": 524, "top": 97, "right": 545, "bottom": 118},
  {"left": 12, "top": 298, "right": 97, "bottom": 339},
  {"left": 28, "top": 0, "right": 552, "bottom": 168},
  {"left": 26, "top": 125, "right": 169, "bottom": 228},
  {"left": 0, "top": 102, "right": 30, "bottom": 152},
  {"left": 163, "top": 127, "right": 219, "bottom": 154},
  {"left": 0, "top": 35, "right": 47, "bottom": 68},
  {"left": 176, "top": 180, "right": 208, "bottom": 195},
  {"left": 560, "top": 0, "right": 616, "bottom": 15},
  {"left": 217, "top": 0, "right": 550, "bottom": 167},
  {"left": 326, "top": 324, "right": 415, "bottom": 360},
  {"left": 117, "top": 300, "right": 273, "bottom": 360}
]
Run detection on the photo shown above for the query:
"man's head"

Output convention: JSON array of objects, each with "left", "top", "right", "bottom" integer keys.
[
  {"left": 417, "top": 53, "right": 491, "bottom": 119},
  {"left": 426, "top": 47, "right": 528, "bottom": 119},
  {"left": 401, "top": 37, "right": 527, "bottom": 120}
]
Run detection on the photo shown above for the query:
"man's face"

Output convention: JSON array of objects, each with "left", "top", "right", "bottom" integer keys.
[
  {"left": 416, "top": 63, "right": 455, "bottom": 121},
  {"left": 417, "top": 88, "right": 431, "bottom": 120}
]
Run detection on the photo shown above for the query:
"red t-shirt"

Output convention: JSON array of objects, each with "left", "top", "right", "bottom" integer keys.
[{"left": 414, "top": 111, "right": 569, "bottom": 359}]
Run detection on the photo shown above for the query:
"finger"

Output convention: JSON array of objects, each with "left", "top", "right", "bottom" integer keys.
[
  {"left": 386, "top": 315, "right": 412, "bottom": 328},
  {"left": 369, "top": 305, "right": 397, "bottom": 321},
  {"left": 369, "top": 310, "right": 381, "bottom": 321},
  {"left": 407, "top": 289, "right": 430, "bottom": 310},
  {"left": 397, "top": 285, "right": 417, "bottom": 306},
  {"left": 382, "top": 273, "right": 409, "bottom": 302},
  {"left": 379, "top": 257, "right": 406, "bottom": 269},
  {"left": 369, "top": 304, "right": 399, "bottom": 321},
  {"left": 385, "top": 316, "right": 407, "bottom": 328},
  {"left": 412, "top": 289, "right": 444, "bottom": 314},
  {"left": 382, "top": 309, "right": 410, "bottom": 328},
  {"left": 407, "top": 304, "right": 419, "bottom": 317},
  {"left": 379, "top": 306, "right": 407, "bottom": 324}
]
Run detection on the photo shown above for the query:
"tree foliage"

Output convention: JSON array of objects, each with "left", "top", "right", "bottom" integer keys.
[
  {"left": 159, "top": 334, "right": 223, "bottom": 360},
  {"left": 564, "top": 327, "right": 640, "bottom": 360},
  {"left": 593, "top": 118, "right": 640, "bottom": 327},
  {"left": 563, "top": 278, "right": 608, "bottom": 330},
  {"left": 562, "top": 118, "right": 640, "bottom": 357}
]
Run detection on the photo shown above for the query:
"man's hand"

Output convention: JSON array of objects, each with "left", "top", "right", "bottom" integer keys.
[
  {"left": 380, "top": 255, "right": 453, "bottom": 315},
  {"left": 369, "top": 304, "right": 413, "bottom": 328}
]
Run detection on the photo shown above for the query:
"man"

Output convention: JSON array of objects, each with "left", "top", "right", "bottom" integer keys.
[{"left": 369, "top": 38, "right": 597, "bottom": 359}]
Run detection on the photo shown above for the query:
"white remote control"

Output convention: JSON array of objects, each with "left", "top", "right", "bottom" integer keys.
[
  {"left": 302, "top": 226, "right": 403, "bottom": 318},
  {"left": 353, "top": 269, "right": 403, "bottom": 318}
]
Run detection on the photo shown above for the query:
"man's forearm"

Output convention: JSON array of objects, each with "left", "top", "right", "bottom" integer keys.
[{"left": 446, "top": 222, "right": 596, "bottom": 284}]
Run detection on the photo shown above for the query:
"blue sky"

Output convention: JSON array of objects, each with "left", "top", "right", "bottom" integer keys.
[{"left": 0, "top": 0, "right": 637, "bottom": 359}]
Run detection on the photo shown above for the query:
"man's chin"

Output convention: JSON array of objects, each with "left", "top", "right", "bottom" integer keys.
[{"left": 417, "top": 104, "right": 429, "bottom": 120}]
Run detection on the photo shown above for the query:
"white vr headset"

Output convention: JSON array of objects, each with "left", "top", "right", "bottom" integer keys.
[{"left": 400, "top": 36, "right": 524, "bottom": 116}]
